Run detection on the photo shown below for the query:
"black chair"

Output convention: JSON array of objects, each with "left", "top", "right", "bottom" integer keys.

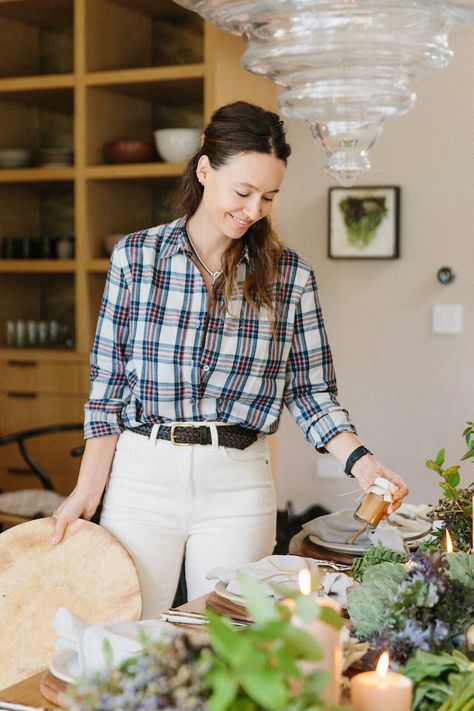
[
  {"left": 273, "top": 500, "right": 330, "bottom": 554},
  {"left": 0, "top": 423, "right": 84, "bottom": 529}
]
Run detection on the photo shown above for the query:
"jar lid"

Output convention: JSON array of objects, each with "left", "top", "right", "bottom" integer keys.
[{"left": 367, "top": 476, "right": 397, "bottom": 501}]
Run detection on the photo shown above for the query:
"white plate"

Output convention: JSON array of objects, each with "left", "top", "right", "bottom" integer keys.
[
  {"left": 309, "top": 520, "right": 432, "bottom": 555},
  {"left": 214, "top": 580, "right": 248, "bottom": 607},
  {"left": 49, "top": 649, "right": 80, "bottom": 684}
]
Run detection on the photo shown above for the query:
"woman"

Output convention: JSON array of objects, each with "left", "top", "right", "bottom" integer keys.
[{"left": 52, "top": 101, "right": 409, "bottom": 616}]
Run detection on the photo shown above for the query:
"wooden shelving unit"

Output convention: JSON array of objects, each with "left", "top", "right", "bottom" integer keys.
[{"left": 0, "top": 0, "right": 276, "bottom": 493}]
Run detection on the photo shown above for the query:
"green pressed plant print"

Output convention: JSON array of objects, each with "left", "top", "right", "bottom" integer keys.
[{"left": 338, "top": 196, "right": 388, "bottom": 249}]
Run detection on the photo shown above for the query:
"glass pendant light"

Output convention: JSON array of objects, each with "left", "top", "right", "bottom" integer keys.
[{"left": 173, "top": 1, "right": 474, "bottom": 185}]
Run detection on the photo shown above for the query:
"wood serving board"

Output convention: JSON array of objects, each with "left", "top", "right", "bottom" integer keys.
[
  {"left": 0, "top": 517, "right": 142, "bottom": 690},
  {"left": 40, "top": 670, "right": 69, "bottom": 709}
]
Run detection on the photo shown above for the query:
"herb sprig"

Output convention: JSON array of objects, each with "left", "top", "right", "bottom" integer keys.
[{"left": 425, "top": 421, "right": 474, "bottom": 552}]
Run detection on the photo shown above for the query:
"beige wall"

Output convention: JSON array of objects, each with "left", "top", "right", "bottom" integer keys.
[{"left": 274, "top": 25, "right": 474, "bottom": 513}]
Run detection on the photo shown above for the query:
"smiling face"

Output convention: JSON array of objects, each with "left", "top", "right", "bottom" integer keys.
[{"left": 194, "top": 151, "right": 286, "bottom": 241}]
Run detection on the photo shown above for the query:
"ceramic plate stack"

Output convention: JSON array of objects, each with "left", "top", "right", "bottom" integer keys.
[{"left": 37, "top": 148, "right": 73, "bottom": 167}]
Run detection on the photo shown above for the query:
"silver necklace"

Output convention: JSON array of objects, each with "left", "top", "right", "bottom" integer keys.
[{"left": 187, "top": 233, "right": 223, "bottom": 286}]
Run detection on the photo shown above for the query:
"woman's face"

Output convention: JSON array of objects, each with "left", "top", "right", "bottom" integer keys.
[{"left": 196, "top": 151, "right": 286, "bottom": 240}]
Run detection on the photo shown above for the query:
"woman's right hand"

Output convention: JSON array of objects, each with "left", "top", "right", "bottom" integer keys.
[
  {"left": 51, "top": 433, "right": 118, "bottom": 544},
  {"left": 51, "top": 489, "right": 102, "bottom": 544}
]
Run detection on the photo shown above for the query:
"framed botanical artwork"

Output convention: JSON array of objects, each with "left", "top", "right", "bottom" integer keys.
[{"left": 328, "top": 185, "right": 400, "bottom": 259}]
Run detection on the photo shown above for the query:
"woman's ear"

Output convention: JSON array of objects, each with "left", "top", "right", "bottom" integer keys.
[{"left": 196, "top": 155, "right": 210, "bottom": 185}]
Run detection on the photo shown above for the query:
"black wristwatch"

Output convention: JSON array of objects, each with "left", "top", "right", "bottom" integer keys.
[{"left": 344, "top": 446, "right": 373, "bottom": 477}]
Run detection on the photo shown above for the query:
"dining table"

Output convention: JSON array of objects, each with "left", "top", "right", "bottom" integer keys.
[
  {"left": 0, "top": 596, "right": 208, "bottom": 710},
  {"left": 0, "top": 548, "right": 343, "bottom": 710}
]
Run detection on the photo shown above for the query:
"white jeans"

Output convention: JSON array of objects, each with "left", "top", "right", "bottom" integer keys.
[{"left": 100, "top": 429, "right": 277, "bottom": 618}]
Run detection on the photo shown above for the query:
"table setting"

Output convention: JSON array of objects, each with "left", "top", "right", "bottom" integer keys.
[{"left": 1, "top": 422, "right": 473, "bottom": 711}]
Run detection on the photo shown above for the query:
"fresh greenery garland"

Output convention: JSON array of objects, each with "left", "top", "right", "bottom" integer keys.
[{"left": 350, "top": 544, "right": 406, "bottom": 582}]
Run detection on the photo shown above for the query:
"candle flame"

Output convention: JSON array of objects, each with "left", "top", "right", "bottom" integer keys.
[
  {"left": 445, "top": 529, "right": 454, "bottom": 553},
  {"left": 298, "top": 568, "right": 312, "bottom": 595},
  {"left": 376, "top": 651, "right": 390, "bottom": 679}
]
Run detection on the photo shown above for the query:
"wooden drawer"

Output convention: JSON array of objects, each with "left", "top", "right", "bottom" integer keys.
[
  {"left": 0, "top": 360, "right": 81, "bottom": 395},
  {"left": 0, "top": 392, "right": 84, "bottom": 433}
]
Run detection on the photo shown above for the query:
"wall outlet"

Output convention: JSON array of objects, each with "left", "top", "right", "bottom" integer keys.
[{"left": 316, "top": 457, "right": 345, "bottom": 479}]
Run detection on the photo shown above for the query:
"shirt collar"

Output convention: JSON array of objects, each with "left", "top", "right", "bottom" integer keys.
[{"left": 156, "top": 216, "right": 249, "bottom": 264}]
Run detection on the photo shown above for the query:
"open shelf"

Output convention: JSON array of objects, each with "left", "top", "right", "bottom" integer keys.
[
  {"left": 85, "top": 83, "right": 202, "bottom": 166},
  {"left": 0, "top": 260, "right": 76, "bottom": 273},
  {"left": 86, "top": 163, "right": 184, "bottom": 180},
  {"left": 86, "top": 0, "right": 203, "bottom": 73},
  {"left": 0, "top": 168, "right": 74, "bottom": 183},
  {"left": 0, "top": 272, "right": 75, "bottom": 349},
  {"left": 0, "top": 0, "right": 74, "bottom": 78},
  {"left": 86, "top": 177, "right": 177, "bottom": 258}
]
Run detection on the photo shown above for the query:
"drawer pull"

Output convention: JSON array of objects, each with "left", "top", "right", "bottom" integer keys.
[
  {"left": 6, "top": 360, "right": 37, "bottom": 368},
  {"left": 6, "top": 467, "right": 34, "bottom": 476},
  {"left": 6, "top": 392, "right": 38, "bottom": 399}
]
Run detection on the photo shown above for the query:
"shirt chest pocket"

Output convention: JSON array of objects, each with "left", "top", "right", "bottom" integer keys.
[{"left": 220, "top": 298, "right": 274, "bottom": 363}]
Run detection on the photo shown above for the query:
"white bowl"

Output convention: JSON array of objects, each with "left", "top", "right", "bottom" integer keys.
[{"left": 153, "top": 128, "right": 201, "bottom": 163}]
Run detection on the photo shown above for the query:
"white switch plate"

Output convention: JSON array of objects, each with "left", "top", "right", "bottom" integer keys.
[
  {"left": 316, "top": 457, "right": 345, "bottom": 479},
  {"left": 432, "top": 304, "right": 463, "bottom": 334}
]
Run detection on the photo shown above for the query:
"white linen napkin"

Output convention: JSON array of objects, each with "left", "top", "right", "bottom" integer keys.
[
  {"left": 368, "top": 520, "right": 406, "bottom": 553},
  {"left": 302, "top": 509, "right": 373, "bottom": 545},
  {"left": 392, "top": 502, "right": 433, "bottom": 523},
  {"left": 321, "top": 572, "right": 353, "bottom": 607},
  {"left": 206, "top": 554, "right": 320, "bottom": 598},
  {"left": 53, "top": 608, "right": 177, "bottom": 677}
]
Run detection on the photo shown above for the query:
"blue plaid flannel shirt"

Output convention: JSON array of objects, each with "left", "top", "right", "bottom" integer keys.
[{"left": 84, "top": 217, "right": 356, "bottom": 449}]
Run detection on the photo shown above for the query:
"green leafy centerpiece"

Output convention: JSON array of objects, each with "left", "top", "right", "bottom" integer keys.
[{"left": 347, "top": 550, "right": 474, "bottom": 666}]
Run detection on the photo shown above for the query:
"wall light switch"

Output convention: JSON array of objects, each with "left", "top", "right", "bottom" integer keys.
[{"left": 432, "top": 304, "right": 463, "bottom": 334}]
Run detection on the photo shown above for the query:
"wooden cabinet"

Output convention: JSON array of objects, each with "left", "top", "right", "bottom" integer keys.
[
  {"left": 0, "top": 0, "right": 276, "bottom": 493},
  {"left": 0, "top": 353, "right": 85, "bottom": 494}
]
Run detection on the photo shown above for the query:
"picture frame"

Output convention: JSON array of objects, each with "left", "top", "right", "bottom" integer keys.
[{"left": 328, "top": 185, "right": 400, "bottom": 259}]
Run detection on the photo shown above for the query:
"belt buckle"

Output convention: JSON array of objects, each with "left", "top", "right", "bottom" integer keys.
[{"left": 170, "top": 423, "right": 195, "bottom": 446}]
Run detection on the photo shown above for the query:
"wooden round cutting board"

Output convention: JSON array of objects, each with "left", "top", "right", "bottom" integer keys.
[{"left": 0, "top": 517, "right": 142, "bottom": 690}]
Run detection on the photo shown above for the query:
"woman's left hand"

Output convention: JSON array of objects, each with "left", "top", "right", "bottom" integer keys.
[{"left": 350, "top": 454, "right": 409, "bottom": 514}]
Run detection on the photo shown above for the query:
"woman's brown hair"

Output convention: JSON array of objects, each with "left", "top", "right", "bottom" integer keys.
[{"left": 177, "top": 101, "right": 291, "bottom": 318}]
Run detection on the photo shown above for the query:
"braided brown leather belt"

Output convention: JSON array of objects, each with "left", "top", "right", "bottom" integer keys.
[{"left": 125, "top": 423, "right": 258, "bottom": 450}]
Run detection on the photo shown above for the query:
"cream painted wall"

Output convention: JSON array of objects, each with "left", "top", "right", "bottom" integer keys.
[{"left": 274, "top": 25, "right": 474, "bottom": 514}]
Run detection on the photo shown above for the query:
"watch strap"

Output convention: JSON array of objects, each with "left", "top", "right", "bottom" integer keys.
[{"left": 344, "top": 445, "right": 373, "bottom": 477}]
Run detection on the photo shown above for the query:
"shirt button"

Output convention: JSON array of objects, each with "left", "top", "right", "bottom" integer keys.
[
  {"left": 203, "top": 365, "right": 210, "bottom": 372},
  {"left": 189, "top": 398, "right": 194, "bottom": 404}
]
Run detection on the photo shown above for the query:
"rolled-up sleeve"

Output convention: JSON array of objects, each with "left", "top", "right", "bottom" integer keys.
[
  {"left": 84, "top": 245, "right": 131, "bottom": 438},
  {"left": 283, "top": 269, "right": 357, "bottom": 450}
]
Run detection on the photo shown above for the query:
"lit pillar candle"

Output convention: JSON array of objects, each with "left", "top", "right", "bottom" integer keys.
[
  {"left": 287, "top": 569, "right": 343, "bottom": 704},
  {"left": 351, "top": 652, "right": 413, "bottom": 711}
]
